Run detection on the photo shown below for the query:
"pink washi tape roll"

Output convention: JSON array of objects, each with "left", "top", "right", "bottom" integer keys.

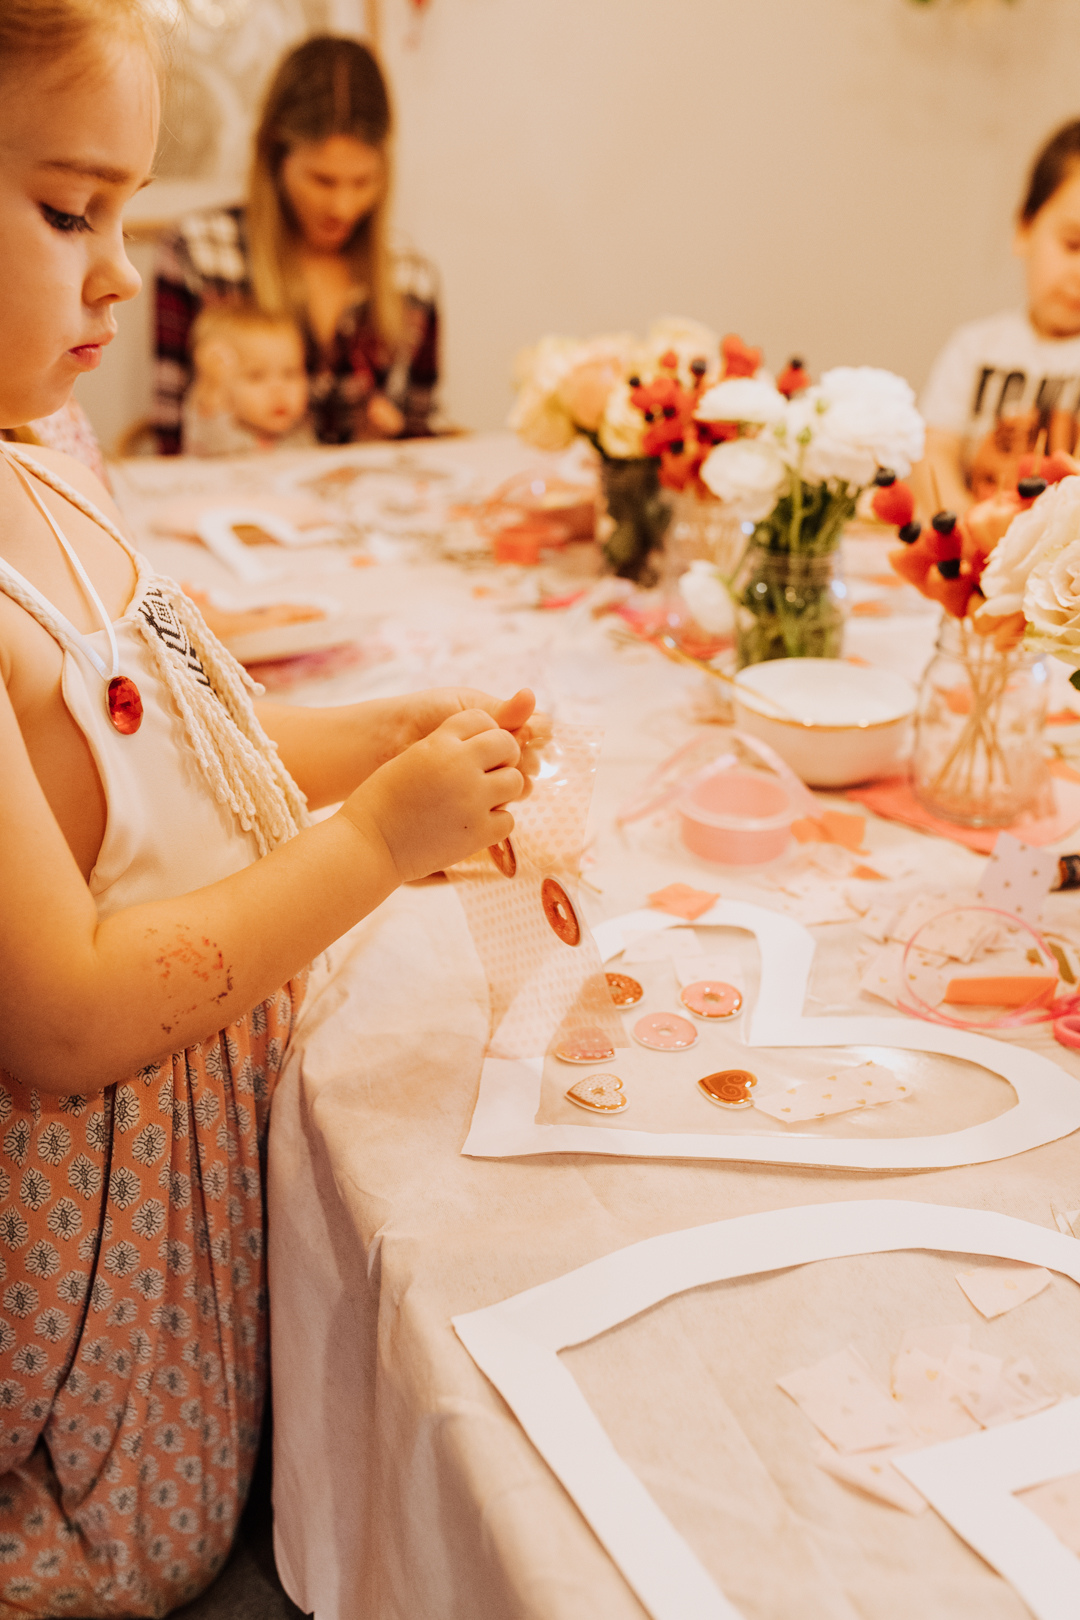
[
  {"left": 680, "top": 980, "right": 743, "bottom": 1020},
  {"left": 633, "top": 1012, "right": 698, "bottom": 1051}
]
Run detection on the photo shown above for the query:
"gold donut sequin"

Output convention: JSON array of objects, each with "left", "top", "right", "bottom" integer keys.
[
  {"left": 605, "top": 972, "right": 643, "bottom": 1007},
  {"left": 566, "top": 1073, "right": 627, "bottom": 1113},
  {"left": 488, "top": 838, "right": 517, "bottom": 877},
  {"left": 541, "top": 877, "right": 581, "bottom": 946},
  {"left": 698, "top": 1068, "right": 757, "bottom": 1109}
]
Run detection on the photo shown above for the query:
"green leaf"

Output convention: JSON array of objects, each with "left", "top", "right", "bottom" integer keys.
[{"left": 1070, "top": 669, "right": 1080, "bottom": 692}]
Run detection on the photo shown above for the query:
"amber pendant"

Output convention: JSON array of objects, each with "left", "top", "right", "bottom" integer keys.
[{"left": 107, "top": 675, "right": 143, "bottom": 735}]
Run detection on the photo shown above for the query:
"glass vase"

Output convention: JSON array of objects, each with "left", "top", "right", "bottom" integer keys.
[
  {"left": 597, "top": 456, "right": 672, "bottom": 585},
  {"left": 662, "top": 489, "right": 748, "bottom": 582},
  {"left": 733, "top": 541, "right": 845, "bottom": 667},
  {"left": 911, "top": 618, "right": 1049, "bottom": 829}
]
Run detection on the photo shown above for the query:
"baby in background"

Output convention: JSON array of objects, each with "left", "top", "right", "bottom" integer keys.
[{"left": 183, "top": 302, "right": 315, "bottom": 456}]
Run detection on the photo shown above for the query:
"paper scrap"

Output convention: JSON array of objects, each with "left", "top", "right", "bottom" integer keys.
[
  {"left": 851, "top": 864, "right": 887, "bottom": 881},
  {"left": 890, "top": 894, "right": 1000, "bottom": 962},
  {"left": 754, "top": 1063, "right": 910, "bottom": 1124},
  {"left": 672, "top": 953, "right": 745, "bottom": 992},
  {"left": 890, "top": 1345, "right": 981, "bottom": 1444},
  {"left": 618, "top": 928, "right": 701, "bottom": 964},
  {"left": 977, "top": 832, "right": 1058, "bottom": 922},
  {"left": 647, "top": 884, "right": 719, "bottom": 921},
  {"left": 813, "top": 1438, "right": 928, "bottom": 1515},
  {"left": 1016, "top": 1471, "right": 1080, "bottom": 1556},
  {"left": 1052, "top": 1206, "right": 1080, "bottom": 1238},
  {"left": 858, "top": 942, "right": 946, "bottom": 1010},
  {"left": 943, "top": 1344, "right": 1057, "bottom": 1427},
  {"left": 896, "top": 1323, "right": 971, "bottom": 1365},
  {"left": 956, "top": 1264, "right": 1054, "bottom": 1320},
  {"left": 777, "top": 1347, "right": 914, "bottom": 1453}
]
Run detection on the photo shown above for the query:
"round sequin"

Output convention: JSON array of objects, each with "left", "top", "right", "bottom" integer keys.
[
  {"left": 632, "top": 1012, "right": 698, "bottom": 1051},
  {"left": 565, "top": 1073, "right": 627, "bottom": 1113},
  {"left": 541, "top": 877, "right": 581, "bottom": 946},
  {"left": 698, "top": 1068, "right": 757, "bottom": 1109},
  {"left": 106, "top": 675, "right": 143, "bottom": 735},
  {"left": 488, "top": 838, "right": 516, "bottom": 877},
  {"left": 605, "top": 972, "right": 643, "bottom": 1008},
  {"left": 680, "top": 980, "right": 743, "bottom": 1020},
  {"left": 555, "top": 1027, "right": 617, "bottom": 1064}
]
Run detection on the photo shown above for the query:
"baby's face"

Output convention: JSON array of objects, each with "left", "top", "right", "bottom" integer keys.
[
  {"left": 227, "top": 329, "right": 308, "bottom": 438},
  {"left": 1016, "top": 170, "right": 1080, "bottom": 340}
]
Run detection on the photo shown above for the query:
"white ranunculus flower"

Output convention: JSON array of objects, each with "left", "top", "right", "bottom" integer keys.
[
  {"left": 597, "top": 379, "right": 646, "bottom": 459},
  {"left": 679, "top": 562, "right": 735, "bottom": 636},
  {"left": 779, "top": 367, "right": 925, "bottom": 486},
  {"left": 694, "top": 377, "right": 787, "bottom": 426},
  {"left": 700, "top": 437, "right": 786, "bottom": 521}
]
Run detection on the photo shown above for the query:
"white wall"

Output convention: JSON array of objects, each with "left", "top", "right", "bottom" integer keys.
[{"left": 79, "top": 0, "right": 1080, "bottom": 448}]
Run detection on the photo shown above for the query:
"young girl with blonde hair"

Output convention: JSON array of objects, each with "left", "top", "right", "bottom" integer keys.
[{"left": 0, "top": 3, "right": 532, "bottom": 1612}]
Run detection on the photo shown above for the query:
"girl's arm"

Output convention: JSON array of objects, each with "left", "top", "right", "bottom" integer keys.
[
  {"left": 0, "top": 680, "right": 527, "bottom": 1097},
  {"left": 255, "top": 688, "right": 542, "bottom": 809}
]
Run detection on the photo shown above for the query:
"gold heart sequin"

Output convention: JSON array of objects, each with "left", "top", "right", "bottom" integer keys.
[
  {"left": 566, "top": 1074, "right": 627, "bottom": 1113},
  {"left": 698, "top": 1068, "right": 757, "bottom": 1109}
]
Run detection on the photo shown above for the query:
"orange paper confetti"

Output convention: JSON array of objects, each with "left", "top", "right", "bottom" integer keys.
[
  {"left": 943, "top": 975, "right": 1057, "bottom": 1007},
  {"left": 792, "top": 812, "right": 867, "bottom": 852},
  {"left": 851, "top": 864, "right": 887, "bottom": 881},
  {"left": 647, "top": 884, "right": 719, "bottom": 921}
]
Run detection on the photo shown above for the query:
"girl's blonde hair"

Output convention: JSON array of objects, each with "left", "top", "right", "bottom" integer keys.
[
  {"left": 0, "top": 0, "right": 153, "bottom": 71},
  {"left": 247, "top": 35, "right": 402, "bottom": 349}
]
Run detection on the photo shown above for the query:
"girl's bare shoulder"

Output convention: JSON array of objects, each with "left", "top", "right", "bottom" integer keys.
[{"left": 2, "top": 444, "right": 128, "bottom": 534}]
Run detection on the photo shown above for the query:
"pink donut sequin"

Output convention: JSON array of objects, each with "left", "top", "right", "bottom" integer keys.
[
  {"left": 555, "top": 1027, "right": 617, "bottom": 1064},
  {"left": 632, "top": 1012, "right": 698, "bottom": 1051},
  {"left": 680, "top": 980, "right": 743, "bottom": 1020}
]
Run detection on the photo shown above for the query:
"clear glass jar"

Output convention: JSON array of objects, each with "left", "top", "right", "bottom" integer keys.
[
  {"left": 912, "top": 618, "right": 1049, "bottom": 828},
  {"left": 733, "top": 541, "right": 845, "bottom": 667},
  {"left": 662, "top": 489, "right": 748, "bottom": 583}
]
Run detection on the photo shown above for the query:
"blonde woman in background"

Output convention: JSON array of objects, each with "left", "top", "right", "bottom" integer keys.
[{"left": 152, "top": 35, "right": 438, "bottom": 454}]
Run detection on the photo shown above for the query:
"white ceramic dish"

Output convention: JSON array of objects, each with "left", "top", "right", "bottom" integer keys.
[{"left": 733, "top": 658, "right": 915, "bottom": 788}]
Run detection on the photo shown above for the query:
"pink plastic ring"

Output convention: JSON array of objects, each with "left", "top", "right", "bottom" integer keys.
[
  {"left": 632, "top": 1012, "right": 698, "bottom": 1051},
  {"left": 1054, "top": 1014, "right": 1080, "bottom": 1051}
]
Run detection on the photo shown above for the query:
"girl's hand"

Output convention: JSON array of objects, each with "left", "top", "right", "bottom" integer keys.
[
  {"left": 401, "top": 687, "right": 549, "bottom": 796},
  {"left": 344, "top": 708, "right": 524, "bottom": 882}
]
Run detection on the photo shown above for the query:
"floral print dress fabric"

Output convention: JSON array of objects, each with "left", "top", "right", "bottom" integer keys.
[{"left": 0, "top": 982, "right": 303, "bottom": 1618}]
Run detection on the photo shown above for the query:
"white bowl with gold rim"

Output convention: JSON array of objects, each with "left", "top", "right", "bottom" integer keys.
[{"left": 733, "top": 659, "right": 916, "bottom": 789}]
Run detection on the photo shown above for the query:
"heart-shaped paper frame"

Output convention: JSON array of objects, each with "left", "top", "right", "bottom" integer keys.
[
  {"left": 462, "top": 900, "right": 1080, "bottom": 1168},
  {"left": 453, "top": 1201, "right": 1080, "bottom": 1620}
]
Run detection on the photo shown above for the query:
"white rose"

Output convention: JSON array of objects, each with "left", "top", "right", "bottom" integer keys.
[
  {"left": 509, "top": 335, "right": 582, "bottom": 450},
  {"left": 781, "top": 367, "right": 925, "bottom": 486},
  {"left": 678, "top": 561, "right": 735, "bottom": 636},
  {"left": 700, "top": 437, "right": 786, "bottom": 522},
  {"left": 1013, "top": 476, "right": 1080, "bottom": 664},
  {"left": 597, "top": 379, "right": 646, "bottom": 458},
  {"left": 976, "top": 494, "right": 1061, "bottom": 617},
  {"left": 695, "top": 377, "right": 787, "bottom": 426}
]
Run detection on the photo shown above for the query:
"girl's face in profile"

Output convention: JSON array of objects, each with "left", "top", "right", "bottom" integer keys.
[
  {"left": 1016, "top": 168, "right": 1080, "bottom": 340},
  {"left": 279, "top": 135, "right": 385, "bottom": 255},
  {"left": 0, "top": 40, "right": 157, "bottom": 428}
]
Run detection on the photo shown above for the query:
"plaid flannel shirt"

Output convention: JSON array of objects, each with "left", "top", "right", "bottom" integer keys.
[{"left": 152, "top": 206, "right": 440, "bottom": 455}]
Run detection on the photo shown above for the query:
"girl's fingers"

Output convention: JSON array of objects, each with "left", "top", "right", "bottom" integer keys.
[
  {"left": 441, "top": 707, "right": 500, "bottom": 741},
  {"left": 487, "top": 808, "right": 516, "bottom": 843},
  {"left": 467, "top": 728, "right": 521, "bottom": 773},
  {"left": 484, "top": 766, "right": 525, "bottom": 807},
  {"left": 493, "top": 688, "right": 536, "bottom": 733}
]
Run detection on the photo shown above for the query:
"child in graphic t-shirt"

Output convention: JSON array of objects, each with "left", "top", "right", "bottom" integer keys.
[{"left": 920, "top": 120, "right": 1080, "bottom": 512}]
